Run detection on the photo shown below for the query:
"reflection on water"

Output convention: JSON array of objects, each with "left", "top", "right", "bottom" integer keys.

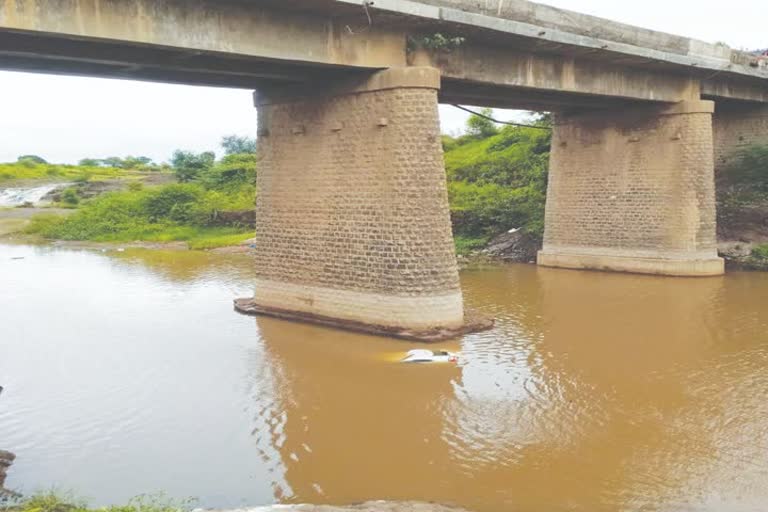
[{"left": 1, "top": 243, "right": 767, "bottom": 511}]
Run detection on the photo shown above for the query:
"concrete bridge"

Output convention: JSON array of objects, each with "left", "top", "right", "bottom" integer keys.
[{"left": 2, "top": 0, "right": 767, "bottom": 337}]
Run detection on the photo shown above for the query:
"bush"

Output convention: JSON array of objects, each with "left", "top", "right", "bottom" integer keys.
[
  {"left": 6, "top": 490, "right": 195, "bottom": 512},
  {"left": 60, "top": 188, "right": 80, "bottom": 206},
  {"left": 29, "top": 179, "right": 255, "bottom": 243},
  {"left": 723, "top": 144, "right": 768, "bottom": 193},
  {"left": 752, "top": 244, "right": 768, "bottom": 260},
  {"left": 198, "top": 153, "right": 256, "bottom": 191}
]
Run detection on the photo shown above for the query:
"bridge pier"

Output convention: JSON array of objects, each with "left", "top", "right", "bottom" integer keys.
[
  {"left": 237, "top": 67, "right": 469, "bottom": 339},
  {"left": 538, "top": 100, "right": 725, "bottom": 276}
]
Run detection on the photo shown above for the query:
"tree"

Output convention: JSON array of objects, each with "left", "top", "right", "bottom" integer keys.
[
  {"left": 17, "top": 155, "right": 47, "bottom": 164},
  {"left": 465, "top": 108, "right": 498, "bottom": 138},
  {"left": 221, "top": 135, "right": 256, "bottom": 155},
  {"left": 170, "top": 150, "right": 215, "bottom": 182},
  {"left": 101, "top": 157, "right": 125, "bottom": 168},
  {"left": 78, "top": 158, "right": 101, "bottom": 167},
  {"left": 122, "top": 156, "right": 154, "bottom": 169}
]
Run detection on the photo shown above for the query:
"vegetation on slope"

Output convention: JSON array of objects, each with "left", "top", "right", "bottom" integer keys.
[
  {"left": 23, "top": 137, "right": 257, "bottom": 249},
  {"left": 717, "top": 143, "right": 768, "bottom": 269},
  {"left": 0, "top": 162, "right": 134, "bottom": 184},
  {"left": 442, "top": 109, "right": 551, "bottom": 253},
  {"left": 1, "top": 490, "right": 192, "bottom": 512}
]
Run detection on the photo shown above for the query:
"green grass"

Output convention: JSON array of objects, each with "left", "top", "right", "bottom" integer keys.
[
  {"left": 751, "top": 244, "right": 768, "bottom": 260},
  {"left": 187, "top": 231, "right": 253, "bottom": 250},
  {"left": 2, "top": 490, "right": 195, "bottom": 512},
  {"left": 454, "top": 235, "right": 489, "bottom": 255},
  {"left": 443, "top": 124, "right": 550, "bottom": 241},
  {"left": 24, "top": 183, "right": 254, "bottom": 249},
  {"left": 0, "top": 162, "right": 145, "bottom": 183}
]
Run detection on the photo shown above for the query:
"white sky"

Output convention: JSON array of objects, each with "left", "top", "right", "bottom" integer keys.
[{"left": 0, "top": 0, "right": 763, "bottom": 164}]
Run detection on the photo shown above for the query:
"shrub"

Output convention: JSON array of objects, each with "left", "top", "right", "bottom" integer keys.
[
  {"left": 60, "top": 188, "right": 80, "bottom": 206},
  {"left": 198, "top": 153, "right": 256, "bottom": 191},
  {"left": 723, "top": 144, "right": 768, "bottom": 193},
  {"left": 752, "top": 244, "right": 768, "bottom": 260}
]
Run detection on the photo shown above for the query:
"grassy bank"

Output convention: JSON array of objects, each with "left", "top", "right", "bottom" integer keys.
[
  {"left": 0, "top": 162, "right": 142, "bottom": 184},
  {"left": 443, "top": 114, "right": 551, "bottom": 254},
  {"left": 25, "top": 183, "right": 254, "bottom": 249},
  {"left": 17, "top": 147, "right": 257, "bottom": 250},
  {"left": 2, "top": 491, "right": 193, "bottom": 512}
]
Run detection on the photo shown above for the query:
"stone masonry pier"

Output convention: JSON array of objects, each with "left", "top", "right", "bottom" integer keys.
[
  {"left": 235, "top": 67, "right": 489, "bottom": 339},
  {"left": 538, "top": 100, "right": 724, "bottom": 276}
]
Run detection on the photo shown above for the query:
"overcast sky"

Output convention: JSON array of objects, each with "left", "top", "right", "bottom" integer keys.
[{"left": 0, "top": 0, "right": 763, "bottom": 164}]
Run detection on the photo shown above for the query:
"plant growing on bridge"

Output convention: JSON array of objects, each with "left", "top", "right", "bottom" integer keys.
[{"left": 407, "top": 33, "right": 466, "bottom": 53}]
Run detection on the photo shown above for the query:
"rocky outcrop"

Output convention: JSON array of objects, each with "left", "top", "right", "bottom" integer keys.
[
  {"left": 718, "top": 203, "right": 768, "bottom": 244},
  {"left": 717, "top": 203, "right": 768, "bottom": 269},
  {"left": 483, "top": 229, "right": 541, "bottom": 263},
  {"left": 0, "top": 449, "right": 16, "bottom": 498}
]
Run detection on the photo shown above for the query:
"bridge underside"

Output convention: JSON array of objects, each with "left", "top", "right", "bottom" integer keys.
[{"left": 4, "top": 0, "right": 768, "bottom": 334}]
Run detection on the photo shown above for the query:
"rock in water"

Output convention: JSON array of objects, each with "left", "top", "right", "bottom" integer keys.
[
  {"left": 485, "top": 229, "right": 542, "bottom": 263},
  {"left": 0, "top": 449, "right": 15, "bottom": 490}
]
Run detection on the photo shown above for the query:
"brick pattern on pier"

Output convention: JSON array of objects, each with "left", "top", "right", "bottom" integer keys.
[
  {"left": 538, "top": 100, "right": 724, "bottom": 276},
  {"left": 251, "top": 68, "right": 464, "bottom": 329}
]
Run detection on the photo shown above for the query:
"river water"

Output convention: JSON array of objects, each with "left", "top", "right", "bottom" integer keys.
[
  {"left": 0, "top": 184, "right": 61, "bottom": 207},
  {"left": 1, "top": 242, "right": 767, "bottom": 511}
]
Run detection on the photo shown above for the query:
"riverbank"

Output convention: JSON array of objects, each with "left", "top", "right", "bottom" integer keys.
[{"left": 1, "top": 492, "right": 471, "bottom": 512}]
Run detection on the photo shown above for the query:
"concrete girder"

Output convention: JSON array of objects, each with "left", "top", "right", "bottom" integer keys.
[{"left": 0, "top": 0, "right": 407, "bottom": 71}]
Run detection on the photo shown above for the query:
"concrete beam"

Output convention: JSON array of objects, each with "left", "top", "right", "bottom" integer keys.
[
  {"left": 415, "top": 44, "right": 701, "bottom": 105},
  {"left": 703, "top": 78, "right": 768, "bottom": 104},
  {"left": 0, "top": 0, "right": 407, "bottom": 70},
  {"left": 340, "top": 0, "right": 768, "bottom": 83}
]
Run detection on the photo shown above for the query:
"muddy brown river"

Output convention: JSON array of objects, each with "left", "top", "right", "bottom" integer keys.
[{"left": 1, "top": 242, "right": 767, "bottom": 511}]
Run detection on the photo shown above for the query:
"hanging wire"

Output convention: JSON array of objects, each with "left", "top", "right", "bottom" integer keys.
[{"left": 451, "top": 105, "right": 552, "bottom": 130}]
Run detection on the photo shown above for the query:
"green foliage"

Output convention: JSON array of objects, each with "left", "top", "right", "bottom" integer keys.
[
  {"left": 187, "top": 231, "right": 253, "bottom": 250},
  {"left": 717, "top": 144, "right": 768, "bottom": 230},
  {"left": 444, "top": 122, "right": 551, "bottom": 239},
  {"left": 77, "top": 157, "right": 159, "bottom": 171},
  {"left": 170, "top": 151, "right": 215, "bottom": 183},
  {"left": 60, "top": 188, "right": 80, "bottom": 206},
  {"left": 752, "top": 244, "right": 768, "bottom": 260},
  {"left": 465, "top": 108, "right": 498, "bottom": 139},
  {"left": 454, "top": 235, "right": 489, "bottom": 255},
  {"left": 0, "top": 162, "right": 129, "bottom": 183},
  {"left": 3, "top": 490, "right": 195, "bottom": 512},
  {"left": 199, "top": 153, "right": 256, "bottom": 191},
  {"left": 221, "top": 135, "right": 256, "bottom": 155},
  {"left": 720, "top": 144, "right": 768, "bottom": 195},
  {"left": 24, "top": 214, "right": 65, "bottom": 235},
  {"left": 409, "top": 33, "right": 466, "bottom": 52},
  {"left": 17, "top": 155, "right": 47, "bottom": 165},
  {"left": 27, "top": 181, "right": 254, "bottom": 244}
]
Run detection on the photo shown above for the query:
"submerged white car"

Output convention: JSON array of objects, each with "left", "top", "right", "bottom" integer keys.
[{"left": 401, "top": 349, "right": 459, "bottom": 364}]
